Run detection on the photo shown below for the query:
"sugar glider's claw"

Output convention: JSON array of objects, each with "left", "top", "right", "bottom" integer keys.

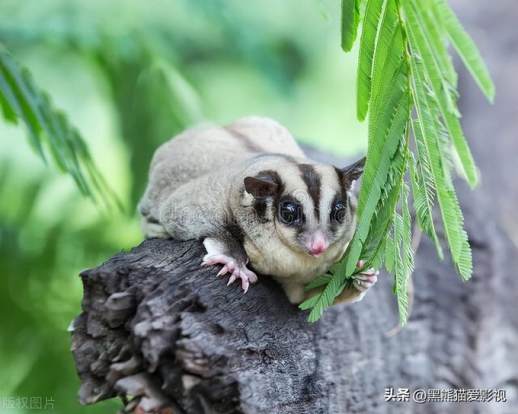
[
  {"left": 217, "top": 265, "right": 229, "bottom": 277},
  {"left": 202, "top": 254, "right": 228, "bottom": 266},
  {"left": 202, "top": 253, "right": 258, "bottom": 292},
  {"left": 235, "top": 267, "right": 257, "bottom": 293},
  {"left": 353, "top": 265, "right": 379, "bottom": 293},
  {"left": 241, "top": 277, "right": 250, "bottom": 294},
  {"left": 245, "top": 269, "right": 258, "bottom": 284}
]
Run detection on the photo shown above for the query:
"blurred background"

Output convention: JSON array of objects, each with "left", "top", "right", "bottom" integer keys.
[{"left": 0, "top": 0, "right": 366, "bottom": 412}]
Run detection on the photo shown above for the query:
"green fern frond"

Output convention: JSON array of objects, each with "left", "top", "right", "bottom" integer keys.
[
  {"left": 358, "top": 138, "right": 408, "bottom": 268},
  {"left": 304, "top": 274, "right": 333, "bottom": 291},
  {"left": 345, "top": 64, "right": 409, "bottom": 276},
  {"left": 409, "top": 55, "right": 472, "bottom": 280},
  {"left": 341, "top": 0, "right": 361, "bottom": 52},
  {"left": 404, "top": 0, "right": 479, "bottom": 188},
  {"left": 298, "top": 293, "right": 321, "bottom": 311},
  {"left": 421, "top": 1, "right": 457, "bottom": 87},
  {"left": 303, "top": 0, "right": 490, "bottom": 322},
  {"left": 356, "top": 0, "right": 384, "bottom": 121},
  {"left": 307, "top": 270, "right": 348, "bottom": 323},
  {"left": 0, "top": 46, "right": 120, "bottom": 209},
  {"left": 370, "top": 0, "right": 403, "bottom": 105},
  {"left": 405, "top": 0, "right": 457, "bottom": 115},
  {"left": 409, "top": 150, "right": 444, "bottom": 259},
  {"left": 393, "top": 182, "right": 414, "bottom": 325},
  {"left": 384, "top": 224, "right": 396, "bottom": 274},
  {"left": 431, "top": 0, "right": 495, "bottom": 102},
  {"left": 370, "top": 237, "right": 387, "bottom": 270}
]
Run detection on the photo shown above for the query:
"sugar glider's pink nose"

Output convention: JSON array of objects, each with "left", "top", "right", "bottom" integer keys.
[{"left": 308, "top": 232, "right": 328, "bottom": 256}]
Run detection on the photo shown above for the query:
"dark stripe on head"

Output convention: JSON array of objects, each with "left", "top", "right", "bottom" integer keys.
[
  {"left": 298, "top": 163, "right": 321, "bottom": 218},
  {"left": 225, "top": 126, "right": 263, "bottom": 153},
  {"left": 250, "top": 153, "right": 298, "bottom": 163}
]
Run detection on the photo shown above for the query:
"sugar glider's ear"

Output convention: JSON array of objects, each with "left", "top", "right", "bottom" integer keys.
[
  {"left": 244, "top": 174, "right": 279, "bottom": 198},
  {"left": 340, "top": 157, "right": 366, "bottom": 188}
]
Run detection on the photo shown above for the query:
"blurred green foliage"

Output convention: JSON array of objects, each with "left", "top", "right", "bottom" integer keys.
[{"left": 0, "top": 0, "right": 365, "bottom": 412}]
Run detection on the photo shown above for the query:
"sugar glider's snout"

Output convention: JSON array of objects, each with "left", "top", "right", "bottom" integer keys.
[{"left": 306, "top": 230, "right": 329, "bottom": 256}]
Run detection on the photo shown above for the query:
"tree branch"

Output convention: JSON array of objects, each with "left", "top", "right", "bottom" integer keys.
[{"left": 70, "top": 177, "right": 518, "bottom": 413}]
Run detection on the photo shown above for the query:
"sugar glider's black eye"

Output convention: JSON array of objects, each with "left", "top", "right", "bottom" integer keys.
[
  {"left": 279, "top": 200, "right": 303, "bottom": 225},
  {"left": 331, "top": 200, "right": 346, "bottom": 223}
]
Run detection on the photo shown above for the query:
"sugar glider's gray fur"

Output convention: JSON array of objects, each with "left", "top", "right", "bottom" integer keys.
[{"left": 139, "top": 116, "right": 377, "bottom": 304}]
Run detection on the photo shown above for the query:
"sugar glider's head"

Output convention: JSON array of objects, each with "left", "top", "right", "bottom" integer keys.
[{"left": 243, "top": 157, "right": 365, "bottom": 260}]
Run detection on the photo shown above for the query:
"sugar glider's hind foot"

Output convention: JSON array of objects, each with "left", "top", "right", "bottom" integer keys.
[{"left": 202, "top": 237, "right": 258, "bottom": 293}]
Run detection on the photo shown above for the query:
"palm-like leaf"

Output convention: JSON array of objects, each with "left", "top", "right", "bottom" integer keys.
[
  {"left": 356, "top": 0, "right": 384, "bottom": 121},
  {"left": 304, "top": 61, "right": 409, "bottom": 321},
  {"left": 341, "top": 0, "right": 361, "bottom": 52},
  {"left": 397, "top": 183, "right": 414, "bottom": 324},
  {"left": 432, "top": 0, "right": 495, "bottom": 101},
  {"left": 0, "top": 46, "right": 119, "bottom": 209},
  {"left": 409, "top": 150, "right": 443, "bottom": 259},
  {"left": 306, "top": 0, "right": 492, "bottom": 323},
  {"left": 409, "top": 55, "right": 472, "bottom": 280},
  {"left": 404, "top": 0, "right": 478, "bottom": 187}
]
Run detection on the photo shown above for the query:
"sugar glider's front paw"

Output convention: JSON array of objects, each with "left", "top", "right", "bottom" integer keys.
[
  {"left": 202, "top": 238, "right": 258, "bottom": 293},
  {"left": 352, "top": 260, "right": 379, "bottom": 293}
]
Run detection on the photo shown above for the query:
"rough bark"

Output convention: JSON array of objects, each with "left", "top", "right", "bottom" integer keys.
[
  {"left": 70, "top": 176, "right": 518, "bottom": 414},
  {"left": 71, "top": 2, "right": 518, "bottom": 413}
]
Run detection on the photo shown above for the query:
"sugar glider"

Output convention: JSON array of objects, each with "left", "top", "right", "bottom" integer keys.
[{"left": 138, "top": 116, "right": 378, "bottom": 304}]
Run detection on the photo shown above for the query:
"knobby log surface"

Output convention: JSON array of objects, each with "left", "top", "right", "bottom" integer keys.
[
  {"left": 71, "top": 181, "right": 518, "bottom": 414},
  {"left": 71, "top": 2, "right": 518, "bottom": 413}
]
